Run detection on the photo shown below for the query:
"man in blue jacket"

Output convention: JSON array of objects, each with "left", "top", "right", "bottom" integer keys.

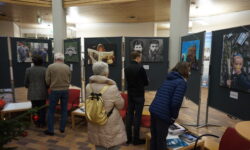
[
  {"left": 125, "top": 51, "right": 148, "bottom": 145},
  {"left": 149, "top": 62, "right": 190, "bottom": 150}
]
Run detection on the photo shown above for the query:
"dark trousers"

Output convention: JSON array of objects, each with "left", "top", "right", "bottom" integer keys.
[
  {"left": 31, "top": 100, "right": 46, "bottom": 126},
  {"left": 125, "top": 94, "right": 144, "bottom": 141},
  {"left": 47, "top": 90, "right": 69, "bottom": 133},
  {"left": 150, "top": 114, "right": 170, "bottom": 150}
]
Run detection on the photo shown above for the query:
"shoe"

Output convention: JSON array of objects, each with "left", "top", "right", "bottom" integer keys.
[
  {"left": 44, "top": 130, "right": 54, "bottom": 136},
  {"left": 126, "top": 140, "right": 132, "bottom": 145},
  {"left": 60, "top": 129, "right": 64, "bottom": 133},
  {"left": 133, "top": 139, "right": 146, "bottom": 145}
]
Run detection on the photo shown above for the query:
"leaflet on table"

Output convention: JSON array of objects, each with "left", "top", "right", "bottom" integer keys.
[
  {"left": 168, "top": 123, "right": 186, "bottom": 135},
  {"left": 166, "top": 136, "right": 188, "bottom": 149},
  {"left": 178, "top": 132, "right": 198, "bottom": 143}
]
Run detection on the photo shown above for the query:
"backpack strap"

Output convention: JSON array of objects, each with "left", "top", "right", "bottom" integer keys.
[
  {"left": 99, "top": 85, "right": 115, "bottom": 117},
  {"left": 99, "top": 85, "right": 109, "bottom": 94}
]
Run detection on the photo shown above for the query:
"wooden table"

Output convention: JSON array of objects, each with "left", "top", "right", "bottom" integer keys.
[
  {"left": 235, "top": 121, "right": 250, "bottom": 141},
  {"left": 71, "top": 106, "right": 85, "bottom": 129},
  {"left": 145, "top": 132, "right": 205, "bottom": 150},
  {"left": 1, "top": 102, "right": 32, "bottom": 119}
]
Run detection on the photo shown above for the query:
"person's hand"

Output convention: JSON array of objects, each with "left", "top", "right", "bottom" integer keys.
[
  {"left": 170, "top": 118, "right": 176, "bottom": 125},
  {"left": 226, "top": 80, "right": 231, "bottom": 87}
]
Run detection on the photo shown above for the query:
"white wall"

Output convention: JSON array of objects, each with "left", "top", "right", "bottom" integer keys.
[
  {"left": 0, "top": 21, "right": 20, "bottom": 37},
  {"left": 157, "top": 10, "right": 250, "bottom": 36},
  {"left": 191, "top": 10, "right": 250, "bottom": 33},
  {"left": 0, "top": 21, "right": 14, "bottom": 36},
  {"left": 13, "top": 23, "right": 21, "bottom": 37},
  {"left": 76, "top": 22, "right": 155, "bottom": 37}
]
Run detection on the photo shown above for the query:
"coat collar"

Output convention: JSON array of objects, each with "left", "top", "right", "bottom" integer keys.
[{"left": 89, "top": 75, "right": 116, "bottom": 85}]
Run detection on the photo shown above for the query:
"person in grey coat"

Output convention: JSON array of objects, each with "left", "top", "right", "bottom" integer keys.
[{"left": 24, "top": 54, "right": 48, "bottom": 127}]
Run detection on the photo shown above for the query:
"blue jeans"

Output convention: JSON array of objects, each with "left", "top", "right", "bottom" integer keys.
[{"left": 47, "top": 90, "right": 69, "bottom": 133}]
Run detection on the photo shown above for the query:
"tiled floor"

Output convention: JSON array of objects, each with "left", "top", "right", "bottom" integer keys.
[
  {"left": 5, "top": 117, "right": 147, "bottom": 150},
  {"left": 4, "top": 88, "right": 241, "bottom": 150}
]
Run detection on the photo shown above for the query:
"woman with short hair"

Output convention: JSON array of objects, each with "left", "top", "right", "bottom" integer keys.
[
  {"left": 24, "top": 54, "right": 47, "bottom": 127},
  {"left": 86, "top": 61, "right": 127, "bottom": 150}
]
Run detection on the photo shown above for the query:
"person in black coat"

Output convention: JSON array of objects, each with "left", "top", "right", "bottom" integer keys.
[
  {"left": 149, "top": 62, "right": 190, "bottom": 150},
  {"left": 125, "top": 51, "right": 149, "bottom": 145}
]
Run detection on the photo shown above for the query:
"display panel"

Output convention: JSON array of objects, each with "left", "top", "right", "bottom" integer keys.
[{"left": 220, "top": 31, "right": 250, "bottom": 93}]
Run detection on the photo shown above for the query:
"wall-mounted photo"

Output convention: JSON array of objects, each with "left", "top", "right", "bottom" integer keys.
[
  {"left": 17, "top": 41, "right": 48, "bottom": 63},
  {"left": 64, "top": 40, "right": 79, "bottom": 63},
  {"left": 129, "top": 39, "right": 164, "bottom": 62},
  {"left": 220, "top": 31, "right": 250, "bottom": 93},
  {"left": 181, "top": 40, "right": 200, "bottom": 70},
  {"left": 87, "top": 43, "right": 116, "bottom": 65}
]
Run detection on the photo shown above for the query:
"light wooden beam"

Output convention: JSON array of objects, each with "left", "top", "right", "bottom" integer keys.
[
  {"left": 0, "top": 0, "right": 51, "bottom": 7},
  {"left": 63, "top": 0, "right": 138, "bottom": 7}
]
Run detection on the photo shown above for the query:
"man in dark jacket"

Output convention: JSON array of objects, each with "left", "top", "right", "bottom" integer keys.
[
  {"left": 125, "top": 51, "right": 148, "bottom": 145},
  {"left": 149, "top": 62, "right": 189, "bottom": 150}
]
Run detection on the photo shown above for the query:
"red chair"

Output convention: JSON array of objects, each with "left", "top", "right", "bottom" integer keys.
[
  {"left": 61, "top": 89, "right": 80, "bottom": 111},
  {"left": 219, "top": 127, "right": 250, "bottom": 150},
  {"left": 141, "top": 106, "right": 151, "bottom": 128},
  {"left": 120, "top": 93, "right": 128, "bottom": 120},
  {"left": 47, "top": 89, "right": 80, "bottom": 111},
  {"left": 194, "top": 127, "right": 250, "bottom": 150}
]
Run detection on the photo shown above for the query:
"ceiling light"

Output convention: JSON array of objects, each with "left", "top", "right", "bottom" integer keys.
[{"left": 37, "top": 16, "right": 42, "bottom": 24}]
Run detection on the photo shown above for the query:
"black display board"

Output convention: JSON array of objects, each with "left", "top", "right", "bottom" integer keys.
[
  {"left": 84, "top": 37, "right": 122, "bottom": 90},
  {"left": 209, "top": 26, "right": 250, "bottom": 120},
  {"left": 11, "top": 38, "right": 53, "bottom": 87},
  {"left": 64, "top": 38, "right": 81, "bottom": 87},
  {"left": 125, "top": 37, "right": 169, "bottom": 90},
  {"left": 0, "top": 37, "right": 11, "bottom": 88},
  {"left": 181, "top": 32, "right": 205, "bottom": 104}
]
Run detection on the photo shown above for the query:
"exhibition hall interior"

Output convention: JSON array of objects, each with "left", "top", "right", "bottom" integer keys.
[{"left": 0, "top": 0, "right": 250, "bottom": 150}]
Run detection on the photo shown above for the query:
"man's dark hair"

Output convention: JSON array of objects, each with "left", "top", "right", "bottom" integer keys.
[
  {"left": 171, "top": 62, "right": 190, "bottom": 79},
  {"left": 133, "top": 40, "right": 143, "bottom": 48},
  {"left": 131, "top": 51, "right": 141, "bottom": 60},
  {"left": 32, "top": 54, "right": 43, "bottom": 66},
  {"left": 150, "top": 40, "right": 159, "bottom": 45}
]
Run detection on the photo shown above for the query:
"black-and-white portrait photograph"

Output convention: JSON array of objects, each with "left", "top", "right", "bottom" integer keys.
[
  {"left": 129, "top": 39, "right": 164, "bottom": 62},
  {"left": 220, "top": 31, "right": 250, "bottom": 93}
]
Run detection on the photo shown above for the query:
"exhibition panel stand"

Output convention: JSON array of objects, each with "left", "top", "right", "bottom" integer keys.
[
  {"left": 0, "top": 37, "right": 14, "bottom": 102},
  {"left": 10, "top": 37, "right": 53, "bottom": 87},
  {"left": 84, "top": 37, "right": 123, "bottom": 90},
  {"left": 124, "top": 37, "right": 169, "bottom": 91},
  {"left": 208, "top": 25, "right": 250, "bottom": 121},
  {"left": 180, "top": 31, "right": 206, "bottom": 127},
  {"left": 64, "top": 38, "right": 82, "bottom": 88}
]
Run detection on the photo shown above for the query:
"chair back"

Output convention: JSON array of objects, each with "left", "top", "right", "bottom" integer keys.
[
  {"left": 67, "top": 89, "right": 80, "bottom": 111},
  {"left": 219, "top": 127, "right": 250, "bottom": 150},
  {"left": 119, "top": 93, "right": 128, "bottom": 119}
]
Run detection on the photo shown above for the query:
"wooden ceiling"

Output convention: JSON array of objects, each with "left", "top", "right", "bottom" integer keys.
[{"left": 0, "top": 0, "right": 250, "bottom": 28}]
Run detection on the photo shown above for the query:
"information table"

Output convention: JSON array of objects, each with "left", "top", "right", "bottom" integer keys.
[
  {"left": 145, "top": 132, "right": 204, "bottom": 150},
  {"left": 71, "top": 106, "right": 85, "bottom": 129},
  {"left": 1, "top": 101, "right": 32, "bottom": 119},
  {"left": 235, "top": 121, "right": 250, "bottom": 141}
]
